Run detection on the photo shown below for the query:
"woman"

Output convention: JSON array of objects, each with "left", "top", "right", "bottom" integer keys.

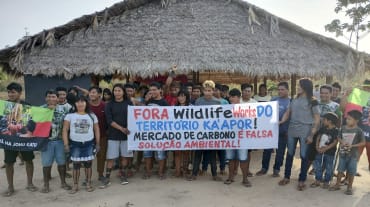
[
  {"left": 102, "top": 88, "right": 112, "bottom": 103},
  {"left": 278, "top": 78, "right": 320, "bottom": 191},
  {"left": 174, "top": 90, "right": 191, "bottom": 177},
  {"left": 62, "top": 95, "right": 100, "bottom": 194}
]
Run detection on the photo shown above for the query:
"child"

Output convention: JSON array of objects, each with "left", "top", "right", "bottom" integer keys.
[
  {"left": 329, "top": 110, "right": 365, "bottom": 195},
  {"left": 310, "top": 112, "right": 339, "bottom": 189},
  {"left": 224, "top": 88, "right": 251, "bottom": 187}
]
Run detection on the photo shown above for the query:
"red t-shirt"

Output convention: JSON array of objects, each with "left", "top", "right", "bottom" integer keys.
[
  {"left": 165, "top": 95, "right": 177, "bottom": 106},
  {"left": 90, "top": 101, "right": 107, "bottom": 137}
]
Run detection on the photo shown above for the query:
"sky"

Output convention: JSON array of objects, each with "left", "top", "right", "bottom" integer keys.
[{"left": 1, "top": 0, "right": 369, "bottom": 53}]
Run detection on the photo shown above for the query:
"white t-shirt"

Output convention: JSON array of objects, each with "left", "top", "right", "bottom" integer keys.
[
  {"left": 64, "top": 113, "right": 98, "bottom": 142},
  {"left": 240, "top": 98, "right": 257, "bottom": 104}
]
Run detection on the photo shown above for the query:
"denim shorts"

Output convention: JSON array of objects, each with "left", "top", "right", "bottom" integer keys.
[
  {"left": 106, "top": 140, "right": 133, "bottom": 159},
  {"left": 41, "top": 140, "right": 65, "bottom": 166},
  {"left": 70, "top": 140, "right": 95, "bottom": 162},
  {"left": 143, "top": 150, "right": 167, "bottom": 161},
  {"left": 337, "top": 155, "right": 357, "bottom": 175},
  {"left": 226, "top": 149, "right": 248, "bottom": 161}
]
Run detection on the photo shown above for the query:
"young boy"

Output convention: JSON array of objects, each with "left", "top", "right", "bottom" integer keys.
[
  {"left": 224, "top": 88, "right": 251, "bottom": 187},
  {"left": 329, "top": 110, "right": 365, "bottom": 195},
  {"left": 310, "top": 112, "right": 339, "bottom": 189}
]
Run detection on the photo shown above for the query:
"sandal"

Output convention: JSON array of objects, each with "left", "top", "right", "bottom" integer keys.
[
  {"left": 224, "top": 179, "right": 234, "bottom": 185},
  {"left": 310, "top": 181, "right": 320, "bottom": 188},
  {"left": 2, "top": 189, "right": 14, "bottom": 197},
  {"left": 61, "top": 183, "right": 72, "bottom": 190},
  {"left": 278, "top": 178, "right": 290, "bottom": 186},
  {"left": 247, "top": 172, "right": 254, "bottom": 177},
  {"left": 40, "top": 187, "right": 50, "bottom": 193},
  {"left": 142, "top": 174, "right": 151, "bottom": 180},
  {"left": 26, "top": 185, "right": 38, "bottom": 192},
  {"left": 297, "top": 182, "right": 306, "bottom": 191},
  {"left": 186, "top": 175, "right": 196, "bottom": 181},
  {"left": 212, "top": 176, "right": 223, "bottom": 181},
  {"left": 256, "top": 169, "right": 267, "bottom": 176},
  {"left": 69, "top": 185, "right": 78, "bottom": 194},
  {"left": 86, "top": 185, "right": 95, "bottom": 192},
  {"left": 242, "top": 180, "right": 252, "bottom": 187},
  {"left": 329, "top": 185, "right": 341, "bottom": 191},
  {"left": 344, "top": 188, "right": 353, "bottom": 195}
]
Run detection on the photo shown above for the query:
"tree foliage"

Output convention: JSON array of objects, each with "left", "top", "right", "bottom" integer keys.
[{"left": 325, "top": 0, "right": 370, "bottom": 50}]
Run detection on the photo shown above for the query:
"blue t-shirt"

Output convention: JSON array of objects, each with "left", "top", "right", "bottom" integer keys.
[{"left": 272, "top": 96, "right": 290, "bottom": 134}]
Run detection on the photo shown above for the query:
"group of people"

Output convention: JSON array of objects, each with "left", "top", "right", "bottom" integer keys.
[{"left": 1, "top": 75, "right": 369, "bottom": 197}]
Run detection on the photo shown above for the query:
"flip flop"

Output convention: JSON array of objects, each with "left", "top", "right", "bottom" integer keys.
[
  {"left": 329, "top": 185, "right": 341, "bottom": 191},
  {"left": 297, "top": 183, "right": 306, "bottom": 191},
  {"left": 86, "top": 185, "right": 95, "bottom": 192},
  {"left": 224, "top": 179, "right": 234, "bottom": 184},
  {"left": 40, "top": 187, "right": 50, "bottom": 193},
  {"left": 26, "top": 185, "right": 38, "bottom": 192},
  {"left": 344, "top": 188, "right": 353, "bottom": 195},
  {"left": 242, "top": 180, "right": 252, "bottom": 187},
  {"left": 69, "top": 186, "right": 78, "bottom": 194},
  {"left": 2, "top": 189, "right": 14, "bottom": 197},
  {"left": 212, "top": 176, "right": 223, "bottom": 181}
]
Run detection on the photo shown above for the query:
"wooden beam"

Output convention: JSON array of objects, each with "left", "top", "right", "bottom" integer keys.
[{"left": 291, "top": 74, "right": 296, "bottom": 97}]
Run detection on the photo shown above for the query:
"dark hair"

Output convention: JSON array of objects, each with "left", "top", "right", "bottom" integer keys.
[
  {"left": 215, "top": 83, "right": 223, "bottom": 91},
  {"left": 176, "top": 90, "right": 191, "bottom": 106},
  {"left": 259, "top": 84, "right": 267, "bottom": 90},
  {"left": 26, "top": 120, "right": 36, "bottom": 132},
  {"left": 229, "top": 88, "right": 241, "bottom": 97},
  {"left": 6, "top": 82, "right": 22, "bottom": 93},
  {"left": 55, "top": 86, "right": 67, "bottom": 93},
  {"left": 192, "top": 85, "right": 202, "bottom": 91},
  {"left": 138, "top": 85, "right": 149, "bottom": 92},
  {"left": 112, "top": 83, "right": 128, "bottom": 101},
  {"left": 72, "top": 95, "right": 90, "bottom": 113},
  {"left": 332, "top": 82, "right": 341, "bottom": 90},
  {"left": 278, "top": 82, "right": 289, "bottom": 90},
  {"left": 298, "top": 78, "right": 315, "bottom": 104},
  {"left": 124, "top": 83, "right": 136, "bottom": 90},
  {"left": 241, "top": 83, "right": 253, "bottom": 91},
  {"left": 320, "top": 84, "right": 332, "bottom": 93},
  {"left": 45, "top": 89, "right": 58, "bottom": 97},
  {"left": 323, "top": 112, "right": 338, "bottom": 125},
  {"left": 89, "top": 86, "right": 102, "bottom": 93},
  {"left": 221, "top": 84, "right": 229, "bottom": 92},
  {"left": 102, "top": 88, "right": 112, "bottom": 102},
  {"left": 347, "top": 110, "right": 362, "bottom": 121},
  {"left": 68, "top": 87, "right": 79, "bottom": 96},
  {"left": 150, "top": 82, "right": 162, "bottom": 89}
]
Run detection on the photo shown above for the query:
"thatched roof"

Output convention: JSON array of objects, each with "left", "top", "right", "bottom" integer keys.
[{"left": 0, "top": 0, "right": 368, "bottom": 79}]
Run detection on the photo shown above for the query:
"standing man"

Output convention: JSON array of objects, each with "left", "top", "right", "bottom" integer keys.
[
  {"left": 3, "top": 82, "right": 37, "bottom": 196},
  {"left": 40, "top": 89, "right": 71, "bottom": 193},
  {"left": 240, "top": 83, "right": 257, "bottom": 177},
  {"left": 256, "top": 82, "right": 290, "bottom": 177},
  {"left": 331, "top": 82, "right": 342, "bottom": 104},
  {"left": 187, "top": 80, "right": 222, "bottom": 181},
  {"left": 88, "top": 87, "right": 107, "bottom": 181}
]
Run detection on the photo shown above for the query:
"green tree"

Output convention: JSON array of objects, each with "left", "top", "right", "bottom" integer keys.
[{"left": 325, "top": 0, "right": 370, "bottom": 50}]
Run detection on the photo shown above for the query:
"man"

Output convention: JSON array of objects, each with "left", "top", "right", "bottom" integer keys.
[
  {"left": 254, "top": 84, "right": 271, "bottom": 102},
  {"left": 331, "top": 82, "right": 342, "bottom": 104},
  {"left": 240, "top": 83, "right": 257, "bottom": 177},
  {"left": 188, "top": 80, "right": 222, "bottom": 181},
  {"left": 3, "top": 82, "right": 37, "bottom": 197},
  {"left": 142, "top": 82, "right": 169, "bottom": 179},
  {"left": 191, "top": 85, "right": 202, "bottom": 104},
  {"left": 40, "top": 89, "right": 71, "bottom": 193},
  {"left": 256, "top": 82, "right": 290, "bottom": 177},
  {"left": 88, "top": 87, "right": 107, "bottom": 181}
]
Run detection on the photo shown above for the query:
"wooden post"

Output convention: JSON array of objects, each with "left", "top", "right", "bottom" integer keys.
[
  {"left": 291, "top": 74, "right": 296, "bottom": 97},
  {"left": 254, "top": 77, "right": 258, "bottom": 95}
]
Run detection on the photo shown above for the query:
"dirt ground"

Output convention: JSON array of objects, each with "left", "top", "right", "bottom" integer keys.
[{"left": 0, "top": 149, "right": 369, "bottom": 207}]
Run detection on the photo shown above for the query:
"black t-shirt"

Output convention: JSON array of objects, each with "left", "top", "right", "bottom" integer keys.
[
  {"left": 147, "top": 98, "right": 169, "bottom": 107},
  {"left": 105, "top": 99, "right": 133, "bottom": 141},
  {"left": 317, "top": 127, "right": 339, "bottom": 156}
]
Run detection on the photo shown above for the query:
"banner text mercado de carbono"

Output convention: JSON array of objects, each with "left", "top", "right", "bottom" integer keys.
[{"left": 128, "top": 102, "right": 279, "bottom": 150}]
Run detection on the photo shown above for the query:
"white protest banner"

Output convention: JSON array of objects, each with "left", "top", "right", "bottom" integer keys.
[{"left": 127, "top": 101, "right": 279, "bottom": 150}]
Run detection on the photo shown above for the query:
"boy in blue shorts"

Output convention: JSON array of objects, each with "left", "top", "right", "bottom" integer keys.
[
  {"left": 223, "top": 88, "right": 251, "bottom": 187},
  {"left": 329, "top": 110, "right": 365, "bottom": 195}
]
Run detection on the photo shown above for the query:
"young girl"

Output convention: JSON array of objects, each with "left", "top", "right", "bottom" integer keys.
[
  {"left": 174, "top": 90, "right": 191, "bottom": 177},
  {"left": 63, "top": 95, "right": 100, "bottom": 194}
]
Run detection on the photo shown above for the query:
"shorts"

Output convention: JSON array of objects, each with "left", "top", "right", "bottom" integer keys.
[
  {"left": 226, "top": 149, "right": 248, "bottom": 161},
  {"left": 106, "top": 140, "right": 133, "bottom": 159},
  {"left": 70, "top": 140, "right": 95, "bottom": 162},
  {"left": 41, "top": 140, "right": 66, "bottom": 166},
  {"left": 143, "top": 150, "right": 167, "bottom": 161},
  {"left": 4, "top": 150, "right": 34, "bottom": 164},
  {"left": 337, "top": 155, "right": 357, "bottom": 175}
]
